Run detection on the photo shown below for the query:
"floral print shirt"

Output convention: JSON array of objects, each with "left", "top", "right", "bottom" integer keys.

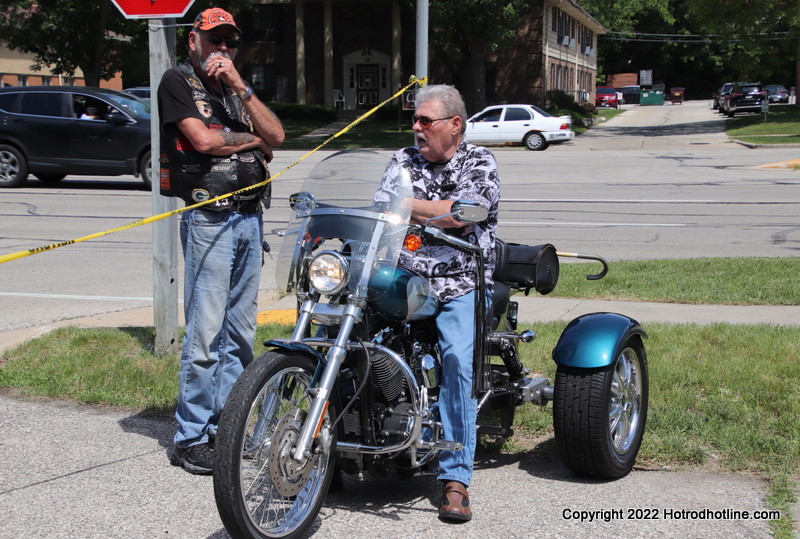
[{"left": 375, "top": 140, "right": 500, "bottom": 302}]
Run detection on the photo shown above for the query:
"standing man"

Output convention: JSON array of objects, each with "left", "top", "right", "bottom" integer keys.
[
  {"left": 158, "top": 7, "right": 285, "bottom": 475},
  {"left": 376, "top": 85, "right": 500, "bottom": 521}
]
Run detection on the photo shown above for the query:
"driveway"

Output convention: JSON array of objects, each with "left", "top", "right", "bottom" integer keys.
[{"left": 575, "top": 100, "right": 730, "bottom": 150}]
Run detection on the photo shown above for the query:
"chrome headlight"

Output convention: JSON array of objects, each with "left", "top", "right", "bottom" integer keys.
[{"left": 307, "top": 251, "right": 349, "bottom": 295}]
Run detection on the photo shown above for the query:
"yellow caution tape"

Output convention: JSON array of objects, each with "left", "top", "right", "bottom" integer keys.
[{"left": 0, "top": 77, "right": 424, "bottom": 265}]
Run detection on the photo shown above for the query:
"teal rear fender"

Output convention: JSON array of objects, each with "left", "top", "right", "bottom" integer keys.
[{"left": 552, "top": 312, "right": 647, "bottom": 369}]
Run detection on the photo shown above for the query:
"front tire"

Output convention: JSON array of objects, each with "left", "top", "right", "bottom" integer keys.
[
  {"left": 523, "top": 132, "right": 548, "bottom": 151},
  {"left": 139, "top": 150, "right": 152, "bottom": 189},
  {"left": 553, "top": 336, "right": 648, "bottom": 478},
  {"left": 214, "top": 351, "right": 337, "bottom": 538},
  {"left": 0, "top": 144, "right": 28, "bottom": 187}
]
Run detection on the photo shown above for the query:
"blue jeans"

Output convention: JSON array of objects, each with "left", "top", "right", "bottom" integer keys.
[
  {"left": 174, "top": 208, "right": 263, "bottom": 448},
  {"left": 435, "top": 290, "right": 480, "bottom": 487}
]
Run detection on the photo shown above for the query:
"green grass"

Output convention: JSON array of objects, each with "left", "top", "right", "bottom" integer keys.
[
  {"left": 555, "top": 257, "right": 800, "bottom": 305},
  {"left": 281, "top": 118, "right": 415, "bottom": 150},
  {"left": 281, "top": 119, "right": 331, "bottom": 140},
  {"left": 726, "top": 105, "right": 800, "bottom": 145}
]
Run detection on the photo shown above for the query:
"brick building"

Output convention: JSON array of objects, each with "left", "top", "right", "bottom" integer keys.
[
  {"left": 0, "top": 41, "right": 122, "bottom": 90},
  {"left": 235, "top": 0, "right": 605, "bottom": 111},
  {"left": 2, "top": 0, "right": 604, "bottom": 109}
]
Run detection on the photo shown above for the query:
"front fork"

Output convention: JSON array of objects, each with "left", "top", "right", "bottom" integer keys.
[{"left": 290, "top": 299, "right": 363, "bottom": 462}]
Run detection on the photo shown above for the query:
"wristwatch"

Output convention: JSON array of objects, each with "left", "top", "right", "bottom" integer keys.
[{"left": 238, "top": 86, "right": 253, "bottom": 100}]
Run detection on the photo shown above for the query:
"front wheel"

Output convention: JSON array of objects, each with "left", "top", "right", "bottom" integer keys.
[
  {"left": 139, "top": 150, "right": 152, "bottom": 189},
  {"left": 523, "top": 131, "right": 548, "bottom": 151},
  {"left": 0, "top": 144, "right": 28, "bottom": 187},
  {"left": 553, "top": 336, "right": 648, "bottom": 478},
  {"left": 214, "top": 351, "right": 337, "bottom": 538}
]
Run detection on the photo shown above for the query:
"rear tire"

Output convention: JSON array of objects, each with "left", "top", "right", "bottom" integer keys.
[
  {"left": 214, "top": 351, "right": 336, "bottom": 538},
  {"left": 0, "top": 144, "right": 28, "bottom": 187},
  {"left": 553, "top": 336, "right": 648, "bottom": 478},
  {"left": 523, "top": 132, "right": 548, "bottom": 151}
]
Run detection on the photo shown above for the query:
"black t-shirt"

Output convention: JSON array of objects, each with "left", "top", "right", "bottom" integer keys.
[{"left": 157, "top": 63, "right": 267, "bottom": 204}]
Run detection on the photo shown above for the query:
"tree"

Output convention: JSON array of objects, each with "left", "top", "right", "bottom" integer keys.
[
  {"left": 427, "top": 0, "right": 526, "bottom": 112},
  {"left": 0, "top": 0, "right": 145, "bottom": 87},
  {"left": 686, "top": 0, "right": 800, "bottom": 96},
  {"left": 0, "top": 0, "right": 252, "bottom": 88},
  {"left": 577, "top": 0, "right": 798, "bottom": 98}
]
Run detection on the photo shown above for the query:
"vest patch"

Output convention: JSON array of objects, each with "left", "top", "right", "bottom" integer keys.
[{"left": 191, "top": 189, "right": 211, "bottom": 202}]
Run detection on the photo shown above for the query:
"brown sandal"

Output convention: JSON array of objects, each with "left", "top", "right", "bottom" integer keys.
[{"left": 439, "top": 481, "right": 472, "bottom": 521}]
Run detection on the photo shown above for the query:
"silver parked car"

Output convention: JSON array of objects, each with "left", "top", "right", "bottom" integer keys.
[{"left": 764, "top": 84, "right": 789, "bottom": 104}]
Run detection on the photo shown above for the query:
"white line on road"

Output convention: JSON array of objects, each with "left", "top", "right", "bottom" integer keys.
[
  {"left": 501, "top": 221, "right": 686, "bottom": 227},
  {"left": 502, "top": 198, "right": 716, "bottom": 203}
]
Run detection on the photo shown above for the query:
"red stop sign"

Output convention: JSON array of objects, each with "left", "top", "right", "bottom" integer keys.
[{"left": 111, "top": 0, "right": 196, "bottom": 19}]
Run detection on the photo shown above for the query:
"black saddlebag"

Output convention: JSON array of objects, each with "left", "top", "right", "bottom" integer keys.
[{"left": 492, "top": 239, "right": 559, "bottom": 295}]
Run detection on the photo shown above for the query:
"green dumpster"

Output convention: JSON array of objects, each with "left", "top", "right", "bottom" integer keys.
[{"left": 640, "top": 90, "right": 664, "bottom": 106}]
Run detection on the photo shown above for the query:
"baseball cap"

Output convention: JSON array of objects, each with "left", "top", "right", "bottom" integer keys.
[{"left": 192, "top": 8, "right": 241, "bottom": 33}]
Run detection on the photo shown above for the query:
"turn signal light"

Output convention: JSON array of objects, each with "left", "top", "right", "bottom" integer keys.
[
  {"left": 404, "top": 233, "right": 423, "bottom": 252},
  {"left": 560, "top": 123, "right": 570, "bottom": 130}
]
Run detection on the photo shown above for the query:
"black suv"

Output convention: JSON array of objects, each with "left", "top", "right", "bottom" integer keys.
[
  {"left": 0, "top": 86, "right": 152, "bottom": 188},
  {"left": 725, "top": 82, "right": 765, "bottom": 117},
  {"left": 714, "top": 81, "right": 740, "bottom": 112}
]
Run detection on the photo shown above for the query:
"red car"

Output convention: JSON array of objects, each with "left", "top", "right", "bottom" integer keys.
[{"left": 595, "top": 87, "right": 620, "bottom": 108}]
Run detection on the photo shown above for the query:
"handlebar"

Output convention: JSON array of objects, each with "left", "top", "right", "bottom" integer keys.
[{"left": 556, "top": 251, "right": 609, "bottom": 280}]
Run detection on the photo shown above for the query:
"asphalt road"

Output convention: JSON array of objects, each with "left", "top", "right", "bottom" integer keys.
[
  {"left": 1, "top": 100, "right": 798, "bottom": 537},
  {"left": 1, "top": 101, "right": 798, "bottom": 334}
]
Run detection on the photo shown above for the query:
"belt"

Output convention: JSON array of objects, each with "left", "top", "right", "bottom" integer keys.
[
  {"left": 193, "top": 197, "right": 261, "bottom": 214},
  {"left": 231, "top": 197, "right": 261, "bottom": 213}
]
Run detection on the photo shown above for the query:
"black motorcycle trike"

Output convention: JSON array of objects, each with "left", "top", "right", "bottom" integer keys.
[{"left": 212, "top": 150, "right": 649, "bottom": 538}]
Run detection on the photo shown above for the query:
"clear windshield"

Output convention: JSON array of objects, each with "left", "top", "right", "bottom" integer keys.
[{"left": 276, "top": 150, "right": 413, "bottom": 296}]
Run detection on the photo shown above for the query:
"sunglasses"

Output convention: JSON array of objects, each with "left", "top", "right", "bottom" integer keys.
[
  {"left": 412, "top": 115, "right": 454, "bottom": 129},
  {"left": 206, "top": 33, "right": 240, "bottom": 49}
]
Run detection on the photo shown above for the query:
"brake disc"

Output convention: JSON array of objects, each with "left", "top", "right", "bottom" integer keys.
[{"left": 268, "top": 408, "right": 316, "bottom": 497}]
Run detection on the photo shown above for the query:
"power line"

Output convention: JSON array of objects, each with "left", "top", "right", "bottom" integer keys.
[
  {"left": 602, "top": 35, "right": 788, "bottom": 43},
  {"left": 605, "top": 30, "right": 789, "bottom": 38}
]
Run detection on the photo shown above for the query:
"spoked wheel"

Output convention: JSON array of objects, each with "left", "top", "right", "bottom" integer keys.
[
  {"left": 0, "top": 144, "right": 28, "bottom": 187},
  {"left": 214, "top": 351, "right": 337, "bottom": 538},
  {"left": 139, "top": 150, "right": 152, "bottom": 190},
  {"left": 523, "top": 131, "right": 548, "bottom": 151},
  {"left": 553, "top": 336, "right": 648, "bottom": 478}
]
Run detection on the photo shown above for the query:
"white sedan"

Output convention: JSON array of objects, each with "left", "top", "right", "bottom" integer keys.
[{"left": 465, "top": 104, "right": 574, "bottom": 151}]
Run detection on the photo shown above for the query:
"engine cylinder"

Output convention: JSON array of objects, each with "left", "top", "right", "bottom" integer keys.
[{"left": 371, "top": 350, "right": 404, "bottom": 402}]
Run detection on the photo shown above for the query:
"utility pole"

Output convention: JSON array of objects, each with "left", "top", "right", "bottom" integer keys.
[
  {"left": 149, "top": 20, "right": 179, "bottom": 354},
  {"left": 416, "top": 0, "right": 428, "bottom": 84}
]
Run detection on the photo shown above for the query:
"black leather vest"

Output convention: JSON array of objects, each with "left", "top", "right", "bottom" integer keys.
[{"left": 159, "top": 62, "right": 269, "bottom": 211}]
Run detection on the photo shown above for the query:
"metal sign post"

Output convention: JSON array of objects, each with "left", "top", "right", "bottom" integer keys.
[{"left": 112, "top": 1, "right": 195, "bottom": 353}]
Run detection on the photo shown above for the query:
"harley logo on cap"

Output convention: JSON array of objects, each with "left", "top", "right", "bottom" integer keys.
[{"left": 207, "top": 9, "right": 231, "bottom": 24}]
